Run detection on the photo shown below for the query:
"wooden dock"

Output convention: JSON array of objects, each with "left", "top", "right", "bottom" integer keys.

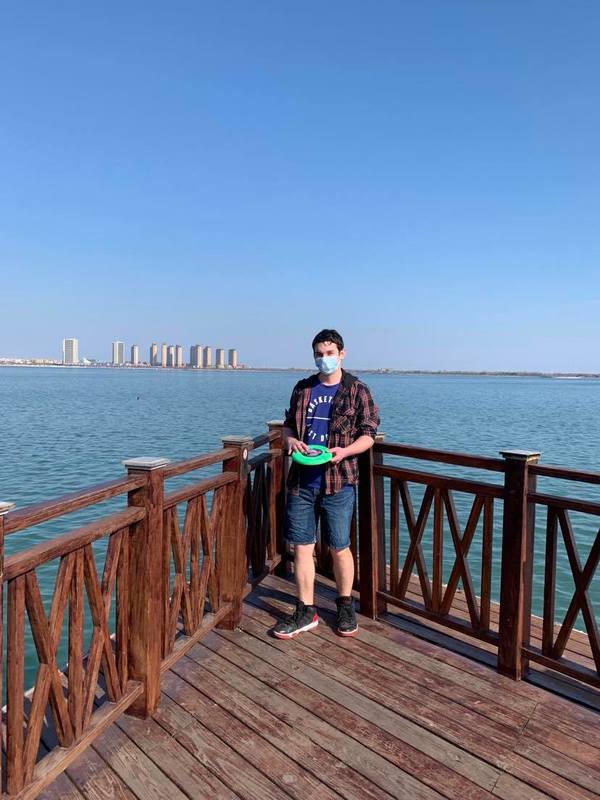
[
  {"left": 39, "top": 574, "right": 600, "bottom": 800},
  {"left": 2, "top": 429, "right": 599, "bottom": 798}
]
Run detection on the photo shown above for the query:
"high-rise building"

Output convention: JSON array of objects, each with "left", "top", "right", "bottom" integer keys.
[
  {"left": 161, "top": 343, "right": 167, "bottom": 368},
  {"left": 150, "top": 343, "right": 158, "bottom": 366},
  {"left": 189, "top": 345, "right": 203, "bottom": 368},
  {"left": 62, "top": 338, "right": 79, "bottom": 365},
  {"left": 175, "top": 344, "right": 184, "bottom": 368},
  {"left": 215, "top": 348, "right": 225, "bottom": 369},
  {"left": 228, "top": 348, "right": 238, "bottom": 369},
  {"left": 131, "top": 344, "right": 140, "bottom": 366},
  {"left": 167, "top": 345, "right": 175, "bottom": 367},
  {"left": 112, "top": 341, "right": 124, "bottom": 365},
  {"left": 203, "top": 347, "right": 213, "bottom": 368}
]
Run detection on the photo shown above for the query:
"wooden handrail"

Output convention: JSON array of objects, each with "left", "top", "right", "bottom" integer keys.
[
  {"left": 4, "top": 507, "right": 145, "bottom": 580},
  {"left": 375, "top": 441, "right": 506, "bottom": 472},
  {"left": 162, "top": 448, "right": 236, "bottom": 478},
  {"left": 374, "top": 464, "right": 504, "bottom": 499},
  {"left": 4, "top": 475, "right": 146, "bottom": 535},
  {"left": 163, "top": 472, "right": 237, "bottom": 510},
  {"left": 529, "top": 492, "right": 600, "bottom": 516},
  {"left": 530, "top": 462, "right": 600, "bottom": 484}
]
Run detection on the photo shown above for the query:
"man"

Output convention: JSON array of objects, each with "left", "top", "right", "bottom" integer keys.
[{"left": 273, "top": 329, "right": 380, "bottom": 639}]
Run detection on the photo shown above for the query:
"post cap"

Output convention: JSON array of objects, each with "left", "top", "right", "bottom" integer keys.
[
  {"left": 499, "top": 450, "right": 541, "bottom": 462},
  {"left": 375, "top": 432, "right": 386, "bottom": 442},
  {"left": 266, "top": 420, "right": 285, "bottom": 428},
  {"left": 0, "top": 501, "right": 16, "bottom": 515},
  {"left": 221, "top": 435, "right": 254, "bottom": 445},
  {"left": 122, "top": 457, "right": 170, "bottom": 471}
]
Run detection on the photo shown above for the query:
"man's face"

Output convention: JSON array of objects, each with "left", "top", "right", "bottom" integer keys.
[{"left": 313, "top": 341, "right": 346, "bottom": 362}]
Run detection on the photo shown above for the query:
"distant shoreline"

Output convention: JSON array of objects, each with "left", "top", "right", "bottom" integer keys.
[{"left": 1, "top": 363, "right": 599, "bottom": 379}]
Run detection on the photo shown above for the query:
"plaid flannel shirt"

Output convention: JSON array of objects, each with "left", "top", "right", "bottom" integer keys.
[{"left": 283, "top": 370, "right": 380, "bottom": 495}]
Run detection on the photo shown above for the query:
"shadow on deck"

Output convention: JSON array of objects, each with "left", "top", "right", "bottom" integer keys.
[{"left": 40, "top": 574, "right": 600, "bottom": 800}]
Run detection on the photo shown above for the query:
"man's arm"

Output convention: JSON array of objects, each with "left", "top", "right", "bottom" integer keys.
[
  {"left": 282, "top": 385, "right": 310, "bottom": 455},
  {"left": 329, "top": 382, "right": 380, "bottom": 465},
  {"left": 329, "top": 434, "right": 374, "bottom": 464}
]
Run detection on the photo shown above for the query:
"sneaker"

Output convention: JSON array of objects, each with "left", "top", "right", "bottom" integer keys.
[
  {"left": 335, "top": 596, "right": 358, "bottom": 637},
  {"left": 273, "top": 601, "right": 318, "bottom": 639}
]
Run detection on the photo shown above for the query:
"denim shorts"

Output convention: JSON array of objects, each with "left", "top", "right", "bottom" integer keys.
[{"left": 285, "top": 485, "right": 356, "bottom": 550}]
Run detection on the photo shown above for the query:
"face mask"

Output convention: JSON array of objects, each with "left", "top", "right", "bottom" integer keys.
[{"left": 315, "top": 355, "right": 339, "bottom": 375}]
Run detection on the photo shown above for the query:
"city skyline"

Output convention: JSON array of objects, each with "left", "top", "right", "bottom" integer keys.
[{"left": 54, "top": 337, "right": 240, "bottom": 368}]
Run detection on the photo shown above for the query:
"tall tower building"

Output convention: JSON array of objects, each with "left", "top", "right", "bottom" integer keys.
[
  {"left": 215, "top": 348, "right": 225, "bottom": 369},
  {"left": 190, "top": 345, "right": 203, "bottom": 368},
  {"left": 161, "top": 343, "right": 167, "bottom": 368},
  {"left": 131, "top": 344, "right": 140, "bottom": 366},
  {"left": 112, "top": 341, "right": 124, "bottom": 365},
  {"left": 167, "top": 345, "right": 175, "bottom": 367},
  {"left": 175, "top": 344, "right": 184, "bottom": 368},
  {"left": 203, "top": 347, "right": 213, "bottom": 368},
  {"left": 150, "top": 343, "right": 158, "bottom": 366},
  {"left": 228, "top": 348, "right": 238, "bottom": 369},
  {"left": 62, "top": 338, "right": 79, "bottom": 365}
]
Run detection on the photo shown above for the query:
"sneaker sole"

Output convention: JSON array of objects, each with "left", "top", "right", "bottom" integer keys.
[
  {"left": 336, "top": 627, "right": 358, "bottom": 637},
  {"left": 273, "top": 620, "right": 319, "bottom": 639}
]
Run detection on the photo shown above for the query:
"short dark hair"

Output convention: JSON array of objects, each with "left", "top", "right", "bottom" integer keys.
[{"left": 312, "top": 329, "right": 344, "bottom": 352}]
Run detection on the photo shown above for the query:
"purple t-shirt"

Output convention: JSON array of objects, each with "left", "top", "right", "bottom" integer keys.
[{"left": 300, "top": 381, "right": 339, "bottom": 489}]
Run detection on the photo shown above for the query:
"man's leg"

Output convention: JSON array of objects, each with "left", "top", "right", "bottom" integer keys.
[
  {"left": 330, "top": 546, "right": 354, "bottom": 597},
  {"left": 272, "top": 488, "right": 319, "bottom": 639},
  {"left": 295, "top": 543, "right": 316, "bottom": 605},
  {"left": 321, "top": 486, "right": 359, "bottom": 636}
]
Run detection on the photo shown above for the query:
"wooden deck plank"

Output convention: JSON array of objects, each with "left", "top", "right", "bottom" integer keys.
[
  {"left": 523, "top": 716, "right": 600, "bottom": 769},
  {"left": 246, "top": 589, "right": 531, "bottom": 731},
  {"left": 150, "top": 693, "right": 299, "bottom": 800},
  {"left": 198, "top": 631, "right": 503, "bottom": 792},
  {"left": 37, "top": 574, "right": 600, "bottom": 800},
  {"left": 500, "top": 753, "right": 600, "bottom": 800},
  {"left": 256, "top": 581, "right": 538, "bottom": 714},
  {"left": 184, "top": 640, "right": 496, "bottom": 800},
  {"left": 114, "top": 711, "right": 242, "bottom": 800},
  {"left": 255, "top": 576, "right": 599, "bottom": 799},
  {"left": 299, "top": 571, "right": 599, "bottom": 706},
  {"left": 530, "top": 704, "right": 600, "bottom": 749},
  {"left": 218, "top": 618, "right": 518, "bottom": 766},
  {"left": 37, "top": 771, "right": 85, "bottom": 800},
  {"left": 63, "top": 746, "right": 138, "bottom": 800},
  {"left": 162, "top": 666, "right": 403, "bottom": 800},
  {"left": 89, "top": 725, "right": 190, "bottom": 800}
]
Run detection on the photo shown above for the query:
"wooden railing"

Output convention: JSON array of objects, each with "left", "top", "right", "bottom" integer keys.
[
  {"left": 526, "top": 462, "right": 600, "bottom": 688},
  {"left": 354, "top": 439, "right": 600, "bottom": 690},
  {"left": 2, "top": 423, "right": 598, "bottom": 796},
  {"left": 0, "top": 425, "right": 285, "bottom": 799}
]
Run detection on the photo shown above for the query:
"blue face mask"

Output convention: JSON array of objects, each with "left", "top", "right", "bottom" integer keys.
[{"left": 315, "top": 355, "right": 339, "bottom": 375}]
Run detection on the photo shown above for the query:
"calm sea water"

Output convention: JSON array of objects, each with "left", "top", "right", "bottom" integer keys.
[{"left": 1, "top": 367, "right": 599, "bottom": 683}]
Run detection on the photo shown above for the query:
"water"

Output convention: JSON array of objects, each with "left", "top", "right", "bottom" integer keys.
[{"left": 1, "top": 367, "right": 599, "bottom": 685}]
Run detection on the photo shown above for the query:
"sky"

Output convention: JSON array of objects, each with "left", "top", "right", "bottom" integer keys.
[{"left": 1, "top": 1, "right": 599, "bottom": 371}]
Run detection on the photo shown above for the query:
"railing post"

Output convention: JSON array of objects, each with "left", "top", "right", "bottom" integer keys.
[
  {"left": 498, "top": 449, "right": 540, "bottom": 679},
  {"left": 218, "top": 436, "right": 252, "bottom": 630},
  {"left": 0, "top": 501, "right": 15, "bottom": 795},
  {"left": 267, "top": 420, "right": 288, "bottom": 577},
  {"left": 122, "top": 457, "right": 169, "bottom": 717},
  {"left": 358, "top": 435, "right": 386, "bottom": 618}
]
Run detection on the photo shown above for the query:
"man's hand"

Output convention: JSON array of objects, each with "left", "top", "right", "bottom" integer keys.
[
  {"left": 328, "top": 446, "right": 348, "bottom": 464},
  {"left": 285, "top": 437, "right": 310, "bottom": 455}
]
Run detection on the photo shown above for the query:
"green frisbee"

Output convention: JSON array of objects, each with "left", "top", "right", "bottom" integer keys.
[{"left": 292, "top": 444, "right": 332, "bottom": 466}]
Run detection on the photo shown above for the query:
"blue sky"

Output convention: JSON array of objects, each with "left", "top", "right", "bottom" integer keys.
[{"left": 1, "top": 1, "right": 599, "bottom": 370}]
